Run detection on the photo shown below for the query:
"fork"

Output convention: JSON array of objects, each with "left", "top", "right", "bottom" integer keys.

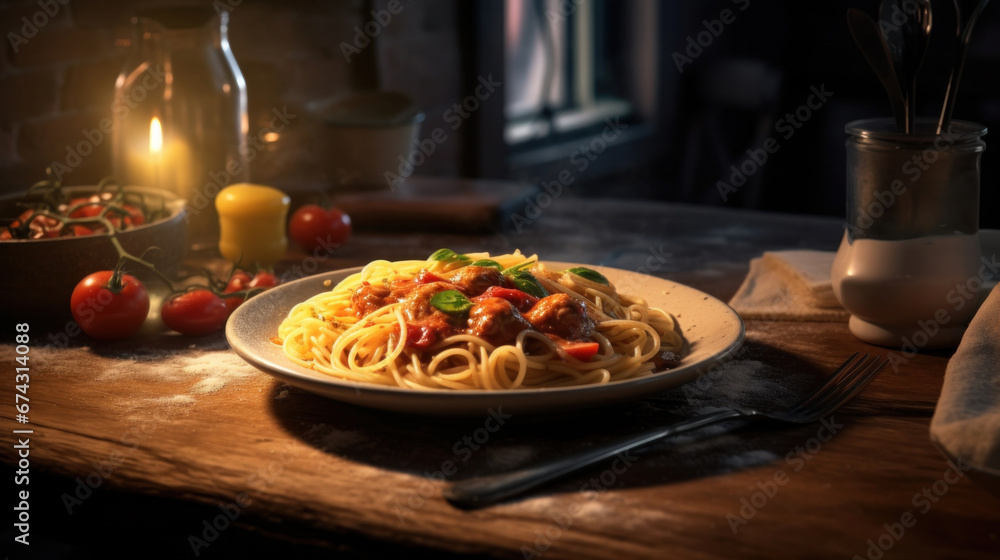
[{"left": 444, "top": 353, "right": 887, "bottom": 509}]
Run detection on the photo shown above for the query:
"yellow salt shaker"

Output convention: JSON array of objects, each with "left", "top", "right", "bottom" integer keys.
[{"left": 215, "top": 183, "right": 290, "bottom": 267}]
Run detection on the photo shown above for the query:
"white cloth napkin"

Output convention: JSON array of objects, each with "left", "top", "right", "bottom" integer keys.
[
  {"left": 729, "top": 251, "right": 849, "bottom": 322},
  {"left": 931, "top": 282, "right": 1000, "bottom": 479}
]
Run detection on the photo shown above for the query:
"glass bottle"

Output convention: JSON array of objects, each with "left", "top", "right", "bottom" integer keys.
[{"left": 111, "top": 6, "right": 248, "bottom": 236}]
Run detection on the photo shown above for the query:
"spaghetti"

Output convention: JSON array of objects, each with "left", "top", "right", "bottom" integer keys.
[{"left": 276, "top": 250, "right": 684, "bottom": 390}]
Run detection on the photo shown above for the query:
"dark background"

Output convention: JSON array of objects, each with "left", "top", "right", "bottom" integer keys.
[{"left": 1, "top": 0, "right": 998, "bottom": 226}]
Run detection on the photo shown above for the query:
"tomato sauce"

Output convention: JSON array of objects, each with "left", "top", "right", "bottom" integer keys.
[{"left": 349, "top": 266, "right": 596, "bottom": 350}]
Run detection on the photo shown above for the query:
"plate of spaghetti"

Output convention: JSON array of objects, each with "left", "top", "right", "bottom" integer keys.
[{"left": 227, "top": 249, "right": 744, "bottom": 415}]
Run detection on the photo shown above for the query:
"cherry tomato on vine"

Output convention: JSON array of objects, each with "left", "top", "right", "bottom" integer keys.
[
  {"left": 5, "top": 209, "right": 63, "bottom": 239},
  {"left": 70, "top": 271, "right": 150, "bottom": 340},
  {"left": 222, "top": 271, "right": 252, "bottom": 314},
  {"left": 225, "top": 270, "right": 252, "bottom": 292},
  {"left": 288, "top": 205, "right": 351, "bottom": 252},
  {"left": 67, "top": 196, "right": 103, "bottom": 219},
  {"left": 161, "top": 289, "right": 229, "bottom": 336},
  {"left": 248, "top": 271, "right": 278, "bottom": 289},
  {"left": 121, "top": 204, "right": 145, "bottom": 226},
  {"left": 66, "top": 196, "right": 145, "bottom": 234}
]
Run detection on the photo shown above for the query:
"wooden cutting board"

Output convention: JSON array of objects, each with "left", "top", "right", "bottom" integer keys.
[{"left": 330, "top": 176, "right": 535, "bottom": 233}]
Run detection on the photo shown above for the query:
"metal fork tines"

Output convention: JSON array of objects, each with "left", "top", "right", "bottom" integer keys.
[{"left": 444, "top": 353, "right": 888, "bottom": 509}]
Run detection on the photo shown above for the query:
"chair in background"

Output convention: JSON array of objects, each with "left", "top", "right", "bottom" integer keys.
[{"left": 675, "top": 58, "right": 783, "bottom": 208}]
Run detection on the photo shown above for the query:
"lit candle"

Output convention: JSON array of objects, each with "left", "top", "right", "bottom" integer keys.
[
  {"left": 150, "top": 116, "right": 163, "bottom": 152},
  {"left": 150, "top": 116, "right": 163, "bottom": 189},
  {"left": 215, "top": 183, "right": 290, "bottom": 267}
]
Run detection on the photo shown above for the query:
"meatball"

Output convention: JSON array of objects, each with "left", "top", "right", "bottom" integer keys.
[
  {"left": 399, "top": 282, "right": 456, "bottom": 322},
  {"left": 351, "top": 283, "right": 392, "bottom": 318},
  {"left": 450, "top": 266, "right": 503, "bottom": 297},
  {"left": 379, "top": 281, "right": 458, "bottom": 348},
  {"left": 523, "top": 293, "right": 596, "bottom": 341},
  {"left": 467, "top": 297, "right": 531, "bottom": 346}
]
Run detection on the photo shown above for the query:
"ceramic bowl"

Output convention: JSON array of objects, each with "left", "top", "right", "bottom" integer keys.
[
  {"left": 307, "top": 91, "right": 425, "bottom": 191},
  {"left": 0, "top": 185, "right": 187, "bottom": 320}
]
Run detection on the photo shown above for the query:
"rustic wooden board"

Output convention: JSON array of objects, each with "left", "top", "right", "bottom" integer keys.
[{"left": 330, "top": 175, "right": 535, "bottom": 233}]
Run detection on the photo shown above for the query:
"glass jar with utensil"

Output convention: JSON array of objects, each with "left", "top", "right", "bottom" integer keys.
[{"left": 831, "top": 118, "right": 987, "bottom": 349}]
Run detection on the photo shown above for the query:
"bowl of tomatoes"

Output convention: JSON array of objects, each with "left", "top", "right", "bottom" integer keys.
[{"left": 0, "top": 184, "right": 187, "bottom": 320}]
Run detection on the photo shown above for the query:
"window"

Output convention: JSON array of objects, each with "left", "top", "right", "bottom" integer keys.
[{"left": 504, "top": 0, "right": 640, "bottom": 147}]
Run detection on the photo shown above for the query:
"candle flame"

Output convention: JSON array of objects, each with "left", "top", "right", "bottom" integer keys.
[{"left": 150, "top": 117, "right": 163, "bottom": 154}]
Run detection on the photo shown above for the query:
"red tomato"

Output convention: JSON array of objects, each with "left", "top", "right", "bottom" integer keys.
[
  {"left": 288, "top": 204, "right": 351, "bottom": 252},
  {"left": 414, "top": 271, "right": 444, "bottom": 285},
  {"left": 224, "top": 271, "right": 252, "bottom": 292},
  {"left": 121, "top": 204, "right": 145, "bottom": 226},
  {"left": 70, "top": 271, "right": 150, "bottom": 340},
  {"left": 475, "top": 286, "right": 538, "bottom": 313},
  {"left": 10, "top": 210, "right": 62, "bottom": 239},
  {"left": 403, "top": 323, "right": 438, "bottom": 349},
  {"left": 72, "top": 225, "right": 98, "bottom": 237},
  {"left": 67, "top": 197, "right": 144, "bottom": 232},
  {"left": 102, "top": 206, "right": 145, "bottom": 230},
  {"left": 161, "top": 289, "right": 229, "bottom": 336},
  {"left": 557, "top": 340, "right": 600, "bottom": 361},
  {"left": 68, "top": 196, "right": 103, "bottom": 219},
  {"left": 248, "top": 271, "right": 278, "bottom": 289},
  {"left": 222, "top": 271, "right": 252, "bottom": 314}
]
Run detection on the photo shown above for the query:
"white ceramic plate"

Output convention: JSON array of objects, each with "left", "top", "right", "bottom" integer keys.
[{"left": 227, "top": 262, "right": 745, "bottom": 416}]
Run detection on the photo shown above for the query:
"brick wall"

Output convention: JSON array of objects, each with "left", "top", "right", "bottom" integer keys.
[{"left": 0, "top": 0, "right": 464, "bottom": 195}]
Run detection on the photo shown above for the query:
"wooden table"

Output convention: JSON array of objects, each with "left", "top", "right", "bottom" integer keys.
[{"left": 3, "top": 198, "right": 999, "bottom": 559}]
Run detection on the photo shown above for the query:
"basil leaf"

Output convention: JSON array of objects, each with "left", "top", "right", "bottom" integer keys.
[
  {"left": 502, "top": 260, "right": 535, "bottom": 274},
  {"left": 430, "top": 248, "right": 457, "bottom": 261},
  {"left": 565, "top": 267, "right": 609, "bottom": 286},
  {"left": 430, "top": 289, "right": 473, "bottom": 315},
  {"left": 506, "top": 270, "right": 548, "bottom": 299},
  {"left": 469, "top": 259, "right": 503, "bottom": 271},
  {"left": 430, "top": 248, "right": 471, "bottom": 265}
]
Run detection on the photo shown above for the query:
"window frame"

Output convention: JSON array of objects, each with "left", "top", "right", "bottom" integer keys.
[{"left": 466, "top": 0, "right": 676, "bottom": 190}]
